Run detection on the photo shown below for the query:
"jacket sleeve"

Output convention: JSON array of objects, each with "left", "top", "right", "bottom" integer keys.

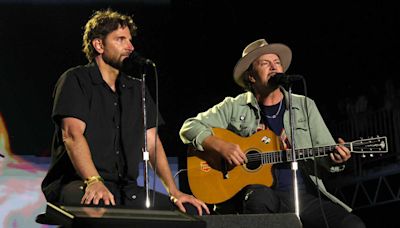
[{"left": 179, "top": 97, "right": 235, "bottom": 151}]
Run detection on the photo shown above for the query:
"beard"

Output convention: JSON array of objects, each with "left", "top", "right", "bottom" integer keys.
[{"left": 103, "top": 53, "right": 123, "bottom": 70}]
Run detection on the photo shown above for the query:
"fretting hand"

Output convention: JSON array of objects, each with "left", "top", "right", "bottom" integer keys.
[{"left": 330, "top": 138, "right": 351, "bottom": 163}]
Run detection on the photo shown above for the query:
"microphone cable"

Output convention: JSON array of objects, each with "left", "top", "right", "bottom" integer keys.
[{"left": 298, "top": 76, "right": 330, "bottom": 228}]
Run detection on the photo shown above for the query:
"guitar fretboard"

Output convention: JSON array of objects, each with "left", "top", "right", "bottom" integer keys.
[{"left": 249, "top": 143, "right": 351, "bottom": 164}]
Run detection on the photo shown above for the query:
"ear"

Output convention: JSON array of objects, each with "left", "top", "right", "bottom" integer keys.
[
  {"left": 248, "top": 73, "right": 256, "bottom": 83},
  {"left": 92, "top": 39, "right": 104, "bottom": 54}
]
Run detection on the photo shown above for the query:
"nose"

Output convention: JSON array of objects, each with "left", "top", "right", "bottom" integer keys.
[
  {"left": 270, "top": 61, "right": 278, "bottom": 70},
  {"left": 127, "top": 40, "right": 134, "bottom": 52}
]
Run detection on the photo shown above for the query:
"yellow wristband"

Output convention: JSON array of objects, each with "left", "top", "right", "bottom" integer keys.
[{"left": 84, "top": 175, "right": 104, "bottom": 187}]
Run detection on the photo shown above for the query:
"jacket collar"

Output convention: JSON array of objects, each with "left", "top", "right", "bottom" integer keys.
[
  {"left": 243, "top": 87, "right": 301, "bottom": 111},
  {"left": 242, "top": 91, "right": 260, "bottom": 110}
]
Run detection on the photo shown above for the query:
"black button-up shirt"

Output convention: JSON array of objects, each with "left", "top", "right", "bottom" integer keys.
[{"left": 42, "top": 62, "right": 163, "bottom": 202}]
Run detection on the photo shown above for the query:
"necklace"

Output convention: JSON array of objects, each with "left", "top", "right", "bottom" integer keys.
[{"left": 265, "top": 99, "right": 283, "bottom": 119}]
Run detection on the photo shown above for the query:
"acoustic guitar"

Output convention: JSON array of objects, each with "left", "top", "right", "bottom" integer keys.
[{"left": 187, "top": 128, "right": 388, "bottom": 204}]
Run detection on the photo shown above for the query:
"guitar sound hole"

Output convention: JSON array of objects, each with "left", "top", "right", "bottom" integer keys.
[{"left": 245, "top": 150, "right": 261, "bottom": 171}]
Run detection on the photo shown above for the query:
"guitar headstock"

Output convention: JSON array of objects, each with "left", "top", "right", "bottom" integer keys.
[{"left": 350, "top": 136, "right": 388, "bottom": 156}]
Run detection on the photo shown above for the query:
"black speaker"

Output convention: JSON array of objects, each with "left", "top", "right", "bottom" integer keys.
[
  {"left": 198, "top": 213, "right": 302, "bottom": 228},
  {"left": 44, "top": 202, "right": 206, "bottom": 228}
]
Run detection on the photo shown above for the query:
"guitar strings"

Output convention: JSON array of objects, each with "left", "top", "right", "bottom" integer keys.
[{"left": 243, "top": 144, "right": 350, "bottom": 164}]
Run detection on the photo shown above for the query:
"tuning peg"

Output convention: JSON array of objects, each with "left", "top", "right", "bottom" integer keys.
[
  {"left": 370, "top": 154, "right": 374, "bottom": 157},
  {"left": 362, "top": 154, "right": 366, "bottom": 158}
]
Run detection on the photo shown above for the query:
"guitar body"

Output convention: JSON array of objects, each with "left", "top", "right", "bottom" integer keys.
[{"left": 187, "top": 128, "right": 282, "bottom": 204}]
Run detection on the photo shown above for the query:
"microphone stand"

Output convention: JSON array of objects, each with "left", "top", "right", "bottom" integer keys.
[
  {"left": 140, "top": 65, "right": 151, "bottom": 209},
  {"left": 287, "top": 84, "right": 300, "bottom": 218},
  {"left": 123, "top": 53, "right": 157, "bottom": 209}
]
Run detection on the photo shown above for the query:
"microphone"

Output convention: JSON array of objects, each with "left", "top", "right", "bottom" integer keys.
[
  {"left": 271, "top": 73, "right": 303, "bottom": 85},
  {"left": 121, "top": 52, "right": 154, "bottom": 76},
  {"left": 124, "top": 52, "right": 154, "bottom": 66}
]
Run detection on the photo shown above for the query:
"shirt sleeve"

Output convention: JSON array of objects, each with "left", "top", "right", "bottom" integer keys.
[{"left": 51, "top": 70, "right": 89, "bottom": 126}]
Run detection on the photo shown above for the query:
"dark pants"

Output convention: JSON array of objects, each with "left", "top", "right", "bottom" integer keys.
[
  {"left": 240, "top": 184, "right": 365, "bottom": 228},
  {"left": 59, "top": 180, "right": 201, "bottom": 215}
]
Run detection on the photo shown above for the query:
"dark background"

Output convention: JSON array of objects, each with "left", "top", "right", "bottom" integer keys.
[
  {"left": 1, "top": 0, "right": 399, "bottom": 227},
  {"left": 1, "top": 0, "right": 398, "bottom": 157}
]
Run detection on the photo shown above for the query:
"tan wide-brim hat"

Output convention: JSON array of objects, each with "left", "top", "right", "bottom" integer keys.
[{"left": 233, "top": 39, "right": 292, "bottom": 88}]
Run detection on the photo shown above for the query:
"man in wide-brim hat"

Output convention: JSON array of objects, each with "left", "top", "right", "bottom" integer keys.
[
  {"left": 180, "top": 38, "right": 365, "bottom": 228},
  {"left": 233, "top": 38, "right": 292, "bottom": 89}
]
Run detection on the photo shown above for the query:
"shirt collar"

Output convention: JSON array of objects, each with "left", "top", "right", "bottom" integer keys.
[
  {"left": 118, "top": 73, "right": 136, "bottom": 89},
  {"left": 87, "top": 61, "right": 136, "bottom": 88},
  {"left": 87, "top": 61, "right": 103, "bottom": 85}
]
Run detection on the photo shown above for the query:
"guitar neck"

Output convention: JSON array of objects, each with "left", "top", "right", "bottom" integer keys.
[{"left": 261, "top": 143, "right": 351, "bottom": 164}]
